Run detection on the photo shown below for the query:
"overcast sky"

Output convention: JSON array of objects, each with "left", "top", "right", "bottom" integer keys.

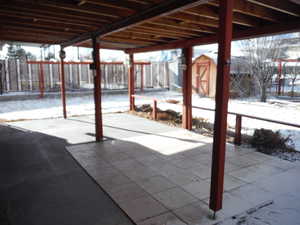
[{"left": 0, "top": 32, "right": 298, "bottom": 61}]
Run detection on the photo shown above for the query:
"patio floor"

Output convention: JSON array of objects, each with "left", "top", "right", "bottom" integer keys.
[{"left": 62, "top": 113, "right": 300, "bottom": 225}]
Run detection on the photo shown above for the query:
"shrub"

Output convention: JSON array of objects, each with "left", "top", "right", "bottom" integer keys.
[{"left": 250, "top": 128, "right": 294, "bottom": 154}]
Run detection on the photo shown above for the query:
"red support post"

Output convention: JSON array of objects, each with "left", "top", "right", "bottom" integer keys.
[
  {"left": 128, "top": 53, "right": 135, "bottom": 111},
  {"left": 234, "top": 115, "right": 242, "bottom": 145},
  {"left": 182, "top": 47, "right": 193, "bottom": 130},
  {"left": 141, "top": 65, "right": 144, "bottom": 92},
  {"left": 209, "top": 0, "right": 234, "bottom": 213},
  {"left": 38, "top": 63, "right": 45, "bottom": 98},
  {"left": 59, "top": 49, "right": 67, "bottom": 119},
  {"left": 92, "top": 37, "right": 103, "bottom": 142},
  {"left": 153, "top": 100, "right": 157, "bottom": 120}
]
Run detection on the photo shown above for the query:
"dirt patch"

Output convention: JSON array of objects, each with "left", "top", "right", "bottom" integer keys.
[
  {"left": 0, "top": 118, "right": 8, "bottom": 123},
  {"left": 131, "top": 104, "right": 234, "bottom": 141}
]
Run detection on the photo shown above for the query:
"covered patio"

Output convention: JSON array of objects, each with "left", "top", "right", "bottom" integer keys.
[
  {"left": 1, "top": 0, "right": 300, "bottom": 224},
  {"left": 7, "top": 113, "right": 300, "bottom": 224}
]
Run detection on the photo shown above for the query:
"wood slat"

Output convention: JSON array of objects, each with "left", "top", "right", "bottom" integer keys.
[
  {"left": 0, "top": 16, "right": 89, "bottom": 33},
  {"left": 147, "top": 18, "right": 217, "bottom": 33},
  {"left": 167, "top": 12, "right": 219, "bottom": 27},
  {"left": 185, "top": 5, "right": 262, "bottom": 27},
  {"left": 16, "top": 0, "right": 130, "bottom": 18},
  {"left": 1, "top": 2, "right": 112, "bottom": 24},
  {"left": 247, "top": 0, "right": 300, "bottom": 17},
  {"left": 61, "top": 0, "right": 212, "bottom": 47},
  {"left": 0, "top": 9, "right": 99, "bottom": 29}
]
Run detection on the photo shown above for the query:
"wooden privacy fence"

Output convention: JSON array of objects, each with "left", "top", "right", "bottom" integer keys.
[{"left": 0, "top": 60, "right": 171, "bottom": 95}]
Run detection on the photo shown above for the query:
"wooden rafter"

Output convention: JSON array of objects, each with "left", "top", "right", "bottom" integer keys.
[
  {"left": 0, "top": 0, "right": 299, "bottom": 51},
  {"left": 61, "top": 0, "right": 212, "bottom": 47},
  {"left": 125, "top": 18, "right": 300, "bottom": 53},
  {"left": 247, "top": 0, "right": 300, "bottom": 17}
]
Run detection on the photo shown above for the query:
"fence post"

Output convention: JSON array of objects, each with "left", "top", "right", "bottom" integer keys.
[
  {"left": 5, "top": 60, "right": 10, "bottom": 92},
  {"left": 153, "top": 100, "right": 157, "bottom": 120},
  {"left": 141, "top": 64, "right": 144, "bottom": 92},
  {"left": 17, "top": 59, "right": 21, "bottom": 91},
  {"left": 49, "top": 63, "right": 54, "bottom": 89},
  {"left": 39, "top": 63, "right": 45, "bottom": 98},
  {"left": 28, "top": 63, "right": 33, "bottom": 91},
  {"left": 234, "top": 114, "right": 242, "bottom": 145}
]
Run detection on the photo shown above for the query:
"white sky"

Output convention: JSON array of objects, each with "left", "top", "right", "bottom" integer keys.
[{"left": 0, "top": 32, "right": 298, "bottom": 61}]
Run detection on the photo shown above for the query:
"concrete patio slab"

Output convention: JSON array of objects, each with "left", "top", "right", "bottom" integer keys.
[
  {"left": 0, "top": 124, "right": 134, "bottom": 225},
  {"left": 8, "top": 113, "right": 300, "bottom": 225}
]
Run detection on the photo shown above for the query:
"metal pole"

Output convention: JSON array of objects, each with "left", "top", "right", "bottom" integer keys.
[
  {"left": 209, "top": 0, "right": 234, "bottom": 213},
  {"left": 128, "top": 53, "right": 135, "bottom": 111},
  {"left": 59, "top": 48, "right": 67, "bottom": 119},
  {"left": 182, "top": 47, "right": 193, "bottom": 130},
  {"left": 92, "top": 37, "right": 103, "bottom": 142}
]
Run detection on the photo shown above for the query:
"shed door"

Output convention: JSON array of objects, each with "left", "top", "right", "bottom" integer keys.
[{"left": 196, "top": 62, "right": 210, "bottom": 96}]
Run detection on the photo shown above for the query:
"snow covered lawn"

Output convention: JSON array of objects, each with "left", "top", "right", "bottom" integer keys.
[{"left": 1, "top": 91, "right": 299, "bottom": 151}]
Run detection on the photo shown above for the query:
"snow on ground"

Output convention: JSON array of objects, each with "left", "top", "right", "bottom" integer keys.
[{"left": 1, "top": 91, "right": 300, "bottom": 151}]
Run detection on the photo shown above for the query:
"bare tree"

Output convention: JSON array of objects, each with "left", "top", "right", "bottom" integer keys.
[
  {"left": 283, "top": 59, "right": 300, "bottom": 97},
  {"left": 239, "top": 36, "right": 284, "bottom": 102}
]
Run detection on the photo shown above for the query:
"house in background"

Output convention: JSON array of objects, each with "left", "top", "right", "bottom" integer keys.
[{"left": 192, "top": 54, "right": 252, "bottom": 97}]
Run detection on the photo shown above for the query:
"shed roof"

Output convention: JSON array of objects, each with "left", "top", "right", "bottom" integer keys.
[{"left": 1, "top": 1, "right": 300, "bottom": 52}]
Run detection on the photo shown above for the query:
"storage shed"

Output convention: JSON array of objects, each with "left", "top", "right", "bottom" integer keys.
[{"left": 192, "top": 54, "right": 251, "bottom": 97}]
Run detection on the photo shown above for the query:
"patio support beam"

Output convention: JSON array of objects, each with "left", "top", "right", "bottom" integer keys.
[
  {"left": 92, "top": 37, "right": 103, "bottom": 142},
  {"left": 59, "top": 48, "right": 67, "bottom": 119},
  {"left": 182, "top": 47, "right": 193, "bottom": 130},
  {"left": 209, "top": 0, "right": 233, "bottom": 213},
  {"left": 128, "top": 53, "right": 135, "bottom": 111}
]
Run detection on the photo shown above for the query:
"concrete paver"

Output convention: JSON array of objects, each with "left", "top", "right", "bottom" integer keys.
[{"left": 9, "top": 113, "right": 300, "bottom": 225}]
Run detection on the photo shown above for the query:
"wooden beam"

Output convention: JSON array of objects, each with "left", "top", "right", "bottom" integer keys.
[
  {"left": 167, "top": 12, "right": 219, "bottom": 27},
  {"left": 0, "top": 8, "right": 101, "bottom": 28},
  {"left": 208, "top": 0, "right": 282, "bottom": 22},
  {"left": 209, "top": 0, "right": 233, "bottom": 212},
  {"left": 102, "top": 36, "right": 157, "bottom": 46},
  {"left": 110, "top": 32, "right": 172, "bottom": 43},
  {"left": 59, "top": 49, "right": 67, "bottom": 119},
  {"left": 147, "top": 18, "right": 217, "bottom": 33},
  {"left": 15, "top": 0, "right": 128, "bottom": 18},
  {"left": 0, "top": 24, "right": 77, "bottom": 37},
  {"left": 128, "top": 27, "right": 197, "bottom": 38},
  {"left": 128, "top": 53, "right": 135, "bottom": 111},
  {"left": 185, "top": 5, "right": 262, "bottom": 27},
  {"left": 0, "top": 35, "right": 61, "bottom": 45},
  {"left": 1, "top": 2, "right": 112, "bottom": 24},
  {"left": 92, "top": 37, "right": 103, "bottom": 142},
  {"left": 125, "top": 18, "right": 300, "bottom": 53},
  {"left": 182, "top": 47, "right": 193, "bottom": 130},
  {"left": 83, "top": 0, "right": 147, "bottom": 11},
  {"left": 0, "top": 16, "right": 89, "bottom": 33},
  {"left": 137, "top": 24, "right": 204, "bottom": 37},
  {"left": 61, "top": 0, "right": 213, "bottom": 47},
  {"left": 247, "top": 0, "right": 300, "bottom": 17},
  {"left": 0, "top": 30, "right": 71, "bottom": 42}
]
